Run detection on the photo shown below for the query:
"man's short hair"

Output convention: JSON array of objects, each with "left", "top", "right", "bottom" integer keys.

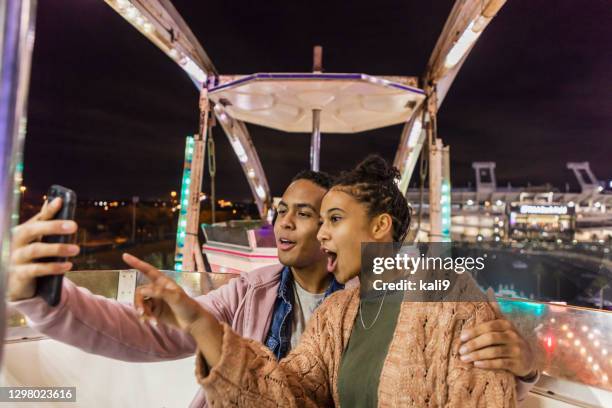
[
  {"left": 291, "top": 170, "right": 334, "bottom": 190},
  {"left": 272, "top": 170, "right": 334, "bottom": 225}
]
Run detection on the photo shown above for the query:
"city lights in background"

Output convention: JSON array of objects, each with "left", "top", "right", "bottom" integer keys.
[
  {"left": 218, "top": 199, "right": 233, "bottom": 208},
  {"left": 539, "top": 314, "right": 611, "bottom": 385},
  {"left": 174, "top": 136, "right": 195, "bottom": 271},
  {"left": 489, "top": 298, "right": 612, "bottom": 387}
]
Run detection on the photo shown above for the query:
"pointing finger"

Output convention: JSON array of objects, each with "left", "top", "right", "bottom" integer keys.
[{"left": 122, "top": 253, "right": 164, "bottom": 281}]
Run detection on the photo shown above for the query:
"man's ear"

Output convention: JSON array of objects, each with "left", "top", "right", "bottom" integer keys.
[{"left": 371, "top": 213, "right": 393, "bottom": 240}]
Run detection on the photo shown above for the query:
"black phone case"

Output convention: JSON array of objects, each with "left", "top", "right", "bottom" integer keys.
[{"left": 35, "top": 185, "right": 77, "bottom": 306}]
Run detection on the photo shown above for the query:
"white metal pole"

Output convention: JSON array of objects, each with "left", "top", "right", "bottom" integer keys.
[
  {"left": 310, "top": 46, "right": 323, "bottom": 172},
  {"left": 0, "top": 0, "right": 37, "bottom": 368},
  {"left": 182, "top": 88, "right": 208, "bottom": 272},
  {"left": 310, "top": 109, "right": 321, "bottom": 171},
  {"left": 429, "top": 138, "right": 443, "bottom": 242}
]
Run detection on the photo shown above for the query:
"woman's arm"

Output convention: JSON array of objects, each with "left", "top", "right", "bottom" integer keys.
[
  {"left": 193, "top": 319, "right": 332, "bottom": 407},
  {"left": 124, "top": 253, "right": 336, "bottom": 407},
  {"left": 9, "top": 278, "right": 196, "bottom": 361}
]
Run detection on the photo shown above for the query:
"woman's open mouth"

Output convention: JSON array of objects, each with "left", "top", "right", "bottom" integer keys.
[
  {"left": 278, "top": 238, "right": 297, "bottom": 251},
  {"left": 323, "top": 248, "right": 338, "bottom": 273}
]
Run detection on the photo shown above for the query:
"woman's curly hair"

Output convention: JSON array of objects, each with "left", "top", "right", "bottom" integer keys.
[{"left": 332, "top": 155, "right": 411, "bottom": 242}]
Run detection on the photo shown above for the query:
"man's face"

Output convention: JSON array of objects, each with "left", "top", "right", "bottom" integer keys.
[{"left": 274, "top": 179, "right": 327, "bottom": 268}]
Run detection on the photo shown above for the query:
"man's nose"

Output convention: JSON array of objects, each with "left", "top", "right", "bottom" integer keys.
[{"left": 279, "top": 214, "right": 295, "bottom": 230}]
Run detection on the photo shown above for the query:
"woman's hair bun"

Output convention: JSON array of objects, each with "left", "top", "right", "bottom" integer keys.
[
  {"left": 354, "top": 154, "right": 400, "bottom": 184},
  {"left": 333, "top": 154, "right": 410, "bottom": 242}
]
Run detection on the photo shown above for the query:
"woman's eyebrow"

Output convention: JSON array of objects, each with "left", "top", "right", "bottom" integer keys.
[{"left": 326, "top": 207, "right": 346, "bottom": 213}]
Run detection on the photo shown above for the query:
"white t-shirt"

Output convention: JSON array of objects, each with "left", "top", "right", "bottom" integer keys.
[{"left": 290, "top": 281, "right": 326, "bottom": 350}]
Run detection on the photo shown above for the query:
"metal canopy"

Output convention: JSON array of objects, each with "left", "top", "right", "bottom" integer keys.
[{"left": 209, "top": 73, "right": 425, "bottom": 134}]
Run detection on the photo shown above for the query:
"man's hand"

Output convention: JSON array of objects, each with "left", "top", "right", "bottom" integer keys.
[
  {"left": 8, "top": 197, "right": 79, "bottom": 302},
  {"left": 459, "top": 292, "right": 537, "bottom": 379}
]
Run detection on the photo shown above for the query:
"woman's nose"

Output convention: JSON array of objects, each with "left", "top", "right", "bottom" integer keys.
[{"left": 317, "top": 224, "right": 329, "bottom": 243}]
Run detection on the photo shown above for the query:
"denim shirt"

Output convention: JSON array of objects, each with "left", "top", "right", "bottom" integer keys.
[{"left": 264, "top": 266, "right": 344, "bottom": 360}]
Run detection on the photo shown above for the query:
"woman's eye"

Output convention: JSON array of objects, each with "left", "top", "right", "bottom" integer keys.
[
  {"left": 331, "top": 215, "right": 342, "bottom": 223},
  {"left": 277, "top": 209, "right": 287, "bottom": 215}
]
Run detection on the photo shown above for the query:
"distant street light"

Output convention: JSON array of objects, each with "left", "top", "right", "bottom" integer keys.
[
  {"left": 170, "top": 191, "right": 177, "bottom": 198},
  {"left": 19, "top": 186, "right": 26, "bottom": 210},
  {"left": 131, "top": 196, "right": 139, "bottom": 243}
]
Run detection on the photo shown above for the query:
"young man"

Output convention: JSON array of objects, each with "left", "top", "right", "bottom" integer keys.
[{"left": 8, "top": 170, "right": 537, "bottom": 407}]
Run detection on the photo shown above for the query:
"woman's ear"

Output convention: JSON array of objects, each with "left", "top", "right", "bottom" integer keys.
[{"left": 371, "top": 213, "right": 393, "bottom": 241}]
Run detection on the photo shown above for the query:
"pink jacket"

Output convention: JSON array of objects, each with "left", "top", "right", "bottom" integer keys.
[{"left": 9, "top": 264, "right": 285, "bottom": 408}]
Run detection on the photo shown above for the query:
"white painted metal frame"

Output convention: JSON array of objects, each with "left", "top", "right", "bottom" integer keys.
[
  {"left": 213, "top": 102, "right": 271, "bottom": 218},
  {"left": 0, "top": 0, "right": 37, "bottom": 367},
  {"left": 102, "top": 0, "right": 273, "bottom": 228}
]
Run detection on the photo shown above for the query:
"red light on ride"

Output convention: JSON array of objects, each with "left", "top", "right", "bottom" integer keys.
[{"left": 543, "top": 334, "right": 556, "bottom": 353}]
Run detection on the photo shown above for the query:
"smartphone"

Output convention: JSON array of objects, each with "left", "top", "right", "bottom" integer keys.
[{"left": 35, "top": 185, "right": 77, "bottom": 306}]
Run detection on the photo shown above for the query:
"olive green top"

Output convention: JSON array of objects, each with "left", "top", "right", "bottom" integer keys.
[{"left": 337, "top": 290, "right": 403, "bottom": 407}]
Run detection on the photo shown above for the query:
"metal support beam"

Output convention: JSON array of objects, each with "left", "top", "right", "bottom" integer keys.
[
  {"left": 213, "top": 103, "right": 271, "bottom": 219},
  {"left": 103, "top": 0, "right": 218, "bottom": 86},
  {"left": 394, "top": 107, "right": 425, "bottom": 194},
  {"left": 397, "top": 0, "right": 507, "bottom": 216},
  {"left": 0, "top": 0, "right": 37, "bottom": 367},
  {"left": 180, "top": 89, "right": 209, "bottom": 272},
  {"left": 429, "top": 138, "right": 444, "bottom": 242},
  {"left": 425, "top": 0, "right": 507, "bottom": 107},
  {"left": 312, "top": 45, "right": 323, "bottom": 73},
  {"left": 310, "top": 109, "right": 321, "bottom": 171}
]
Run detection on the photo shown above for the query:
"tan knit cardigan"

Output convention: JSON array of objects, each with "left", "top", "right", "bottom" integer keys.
[{"left": 196, "top": 287, "right": 516, "bottom": 407}]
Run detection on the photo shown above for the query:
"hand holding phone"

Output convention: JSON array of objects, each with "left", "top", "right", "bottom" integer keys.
[{"left": 35, "top": 185, "right": 77, "bottom": 306}]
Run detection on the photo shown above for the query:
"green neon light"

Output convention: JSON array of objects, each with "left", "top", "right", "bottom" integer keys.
[
  {"left": 498, "top": 298, "right": 546, "bottom": 317},
  {"left": 174, "top": 136, "right": 195, "bottom": 271},
  {"left": 441, "top": 180, "right": 452, "bottom": 239}
]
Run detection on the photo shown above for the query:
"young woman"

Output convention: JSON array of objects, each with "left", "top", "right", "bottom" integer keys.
[{"left": 124, "top": 155, "right": 517, "bottom": 407}]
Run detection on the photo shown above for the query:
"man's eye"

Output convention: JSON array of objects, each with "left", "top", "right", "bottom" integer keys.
[
  {"left": 298, "top": 212, "right": 311, "bottom": 217},
  {"left": 277, "top": 209, "right": 287, "bottom": 215}
]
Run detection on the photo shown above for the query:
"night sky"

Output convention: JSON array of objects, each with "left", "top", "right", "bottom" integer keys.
[{"left": 23, "top": 0, "right": 611, "bottom": 201}]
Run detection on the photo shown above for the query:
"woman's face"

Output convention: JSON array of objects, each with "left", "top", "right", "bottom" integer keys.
[{"left": 317, "top": 189, "right": 389, "bottom": 283}]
